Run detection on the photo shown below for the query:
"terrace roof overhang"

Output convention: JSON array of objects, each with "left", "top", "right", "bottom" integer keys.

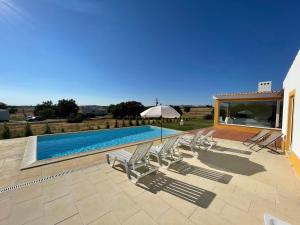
[{"left": 213, "top": 90, "right": 284, "bottom": 101}]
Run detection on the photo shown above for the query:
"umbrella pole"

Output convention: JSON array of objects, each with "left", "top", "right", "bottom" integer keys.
[{"left": 160, "top": 117, "right": 162, "bottom": 142}]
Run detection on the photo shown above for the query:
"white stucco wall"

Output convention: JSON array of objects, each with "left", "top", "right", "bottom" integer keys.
[{"left": 282, "top": 50, "right": 300, "bottom": 158}]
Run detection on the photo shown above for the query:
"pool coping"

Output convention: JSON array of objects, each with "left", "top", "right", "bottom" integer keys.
[{"left": 20, "top": 125, "right": 184, "bottom": 170}]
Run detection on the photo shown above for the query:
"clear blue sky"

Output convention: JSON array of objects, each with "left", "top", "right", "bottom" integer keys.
[{"left": 1, "top": 0, "right": 300, "bottom": 106}]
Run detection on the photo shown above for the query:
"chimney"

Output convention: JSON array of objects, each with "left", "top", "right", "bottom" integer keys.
[{"left": 258, "top": 81, "right": 272, "bottom": 92}]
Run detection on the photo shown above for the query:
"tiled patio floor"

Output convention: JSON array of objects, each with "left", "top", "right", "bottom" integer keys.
[{"left": 0, "top": 135, "right": 300, "bottom": 225}]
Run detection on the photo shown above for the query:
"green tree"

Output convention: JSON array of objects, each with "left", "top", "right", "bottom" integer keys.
[
  {"left": 1, "top": 123, "right": 10, "bottom": 139},
  {"left": 67, "top": 113, "right": 83, "bottom": 123},
  {"left": 24, "top": 123, "right": 33, "bottom": 136},
  {"left": 109, "top": 101, "right": 145, "bottom": 119},
  {"left": 57, "top": 99, "right": 79, "bottom": 118},
  {"left": 183, "top": 106, "right": 191, "bottom": 113},
  {"left": 44, "top": 123, "right": 52, "bottom": 134},
  {"left": 34, "top": 101, "right": 57, "bottom": 119},
  {"left": 0, "top": 102, "right": 8, "bottom": 109}
]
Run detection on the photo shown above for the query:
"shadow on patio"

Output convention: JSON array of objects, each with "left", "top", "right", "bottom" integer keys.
[
  {"left": 197, "top": 150, "right": 266, "bottom": 176},
  {"left": 169, "top": 162, "right": 233, "bottom": 184},
  {"left": 211, "top": 145, "right": 252, "bottom": 155},
  {"left": 138, "top": 172, "right": 216, "bottom": 208}
]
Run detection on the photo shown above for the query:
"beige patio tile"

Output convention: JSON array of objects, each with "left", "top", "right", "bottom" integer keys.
[
  {"left": 57, "top": 214, "right": 83, "bottom": 225},
  {"left": 106, "top": 169, "right": 128, "bottom": 183},
  {"left": 255, "top": 182, "right": 277, "bottom": 203},
  {"left": 43, "top": 179, "right": 70, "bottom": 203},
  {"left": 41, "top": 164, "right": 64, "bottom": 177},
  {"left": 276, "top": 194, "right": 300, "bottom": 221},
  {"left": 0, "top": 197, "right": 12, "bottom": 221},
  {"left": 230, "top": 176, "right": 258, "bottom": 193},
  {"left": 205, "top": 197, "right": 226, "bottom": 214},
  {"left": 8, "top": 197, "right": 44, "bottom": 225},
  {"left": 135, "top": 191, "right": 170, "bottom": 220},
  {"left": 159, "top": 192, "right": 198, "bottom": 218},
  {"left": 23, "top": 216, "right": 45, "bottom": 225},
  {"left": 71, "top": 180, "right": 97, "bottom": 201},
  {"left": 189, "top": 207, "right": 233, "bottom": 225},
  {"left": 156, "top": 208, "right": 193, "bottom": 225},
  {"left": 0, "top": 219, "right": 9, "bottom": 225},
  {"left": 11, "top": 184, "right": 43, "bottom": 204},
  {"left": 184, "top": 174, "right": 217, "bottom": 191},
  {"left": 0, "top": 159, "right": 4, "bottom": 169},
  {"left": 216, "top": 186, "right": 254, "bottom": 212},
  {"left": 17, "top": 167, "right": 42, "bottom": 182},
  {"left": 89, "top": 212, "right": 121, "bottom": 225},
  {"left": 95, "top": 179, "right": 122, "bottom": 201},
  {"left": 86, "top": 169, "right": 109, "bottom": 184},
  {"left": 110, "top": 193, "right": 140, "bottom": 222},
  {"left": 76, "top": 194, "right": 110, "bottom": 225},
  {"left": 65, "top": 170, "right": 85, "bottom": 185},
  {"left": 119, "top": 180, "right": 145, "bottom": 197},
  {"left": 220, "top": 205, "right": 260, "bottom": 225},
  {"left": 123, "top": 210, "right": 158, "bottom": 225},
  {"left": 248, "top": 196, "right": 276, "bottom": 220},
  {"left": 44, "top": 194, "right": 77, "bottom": 225}
]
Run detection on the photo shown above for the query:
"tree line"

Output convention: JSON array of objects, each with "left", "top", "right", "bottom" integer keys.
[{"left": 108, "top": 101, "right": 183, "bottom": 119}]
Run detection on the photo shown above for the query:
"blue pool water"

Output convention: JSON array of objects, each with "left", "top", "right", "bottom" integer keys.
[{"left": 37, "top": 126, "right": 179, "bottom": 160}]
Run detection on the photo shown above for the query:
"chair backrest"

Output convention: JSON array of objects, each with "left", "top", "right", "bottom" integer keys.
[
  {"left": 129, "top": 141, "right": 153, "bottom": 166},
  {"left": 160, "top": 136, "right": 179, "bottom": 155},
  {"left": 258, "top": 132, "right": 282, "bottom": 146},
  {"left": 191, "top": 130, "right": 205, "bottom": 148},
  {"left": 251, "top": 129, "right": 270, "bottom": 142}
]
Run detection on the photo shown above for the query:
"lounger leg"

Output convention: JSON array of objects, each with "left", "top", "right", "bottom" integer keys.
[
  {"left": 106, "top": 154, "right": 110, "bottom": 165},
  {"left": 125, "top": 163, "right": 131, "bottom": 180},
  {"left": 157, "top": 155, "right": 162, "bottom": 166},
  {"left": 111, "top": 157, "right": 117, "bottom": 167}
]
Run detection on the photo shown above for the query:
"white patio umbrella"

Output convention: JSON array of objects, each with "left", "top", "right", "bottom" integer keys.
[{"left": 140, "top": 105, "right": 180, "bottom": 142}]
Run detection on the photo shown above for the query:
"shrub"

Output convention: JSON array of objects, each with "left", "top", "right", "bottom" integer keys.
[
  {"left": 44, "top": 123, "right": 52, "bottom": 134},
  {"left": 114, "top": 120, "right": 118, "bottom": 128},
  {"left": 106, "top": 121, "right": 110, "bottom": 129},
  {"left": 57, "top": 99, "right": 79, "bottom": 118},
  {"left": 122, "top": 120, "right": 126, "bottom": 127},
  {"left": 24, "top": 123, "right": 33, "bottom": 137},
  {"left": 129, "top": 119, "right": 133, "bottom": 126},
  {"left": 67, "top": 113, "right": 83, "bottom": 123},
  {"left": 204, "top": 114, "right": 213, "bottom": 120},
  {"left": 61, "top": 128, "right": 65, "bottom": 133},
  {"left": 1, "top": 123, "right": 10, "bottom": 139}
]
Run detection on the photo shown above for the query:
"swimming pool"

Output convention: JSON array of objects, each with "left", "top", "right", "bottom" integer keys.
[{"left": 37, "top": 126, "right": 180, "bottom": 160}]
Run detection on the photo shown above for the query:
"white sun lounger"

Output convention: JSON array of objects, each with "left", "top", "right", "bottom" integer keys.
[
  {"left": 198, "top": 130, "right": 217, "bottom": 149},
  {"left": 178, "top": 130, "right": 204, "bottom": 150},
  {"left": 149, "top": 136, "right": 182, "bottom": 168},
  {"left": 264, "top": 213, "right": 291, "bottom": 225},
  {"left": 106, "top": 141, "right": 158, "bottom": 183}
]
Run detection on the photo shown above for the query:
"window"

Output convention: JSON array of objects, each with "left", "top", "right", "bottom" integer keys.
[{"left": 219, "top": 100, "right": 282, "bottom": 128}]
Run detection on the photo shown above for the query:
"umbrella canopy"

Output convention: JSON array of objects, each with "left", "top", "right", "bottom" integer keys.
[
  {"left": 140, "top": 105, "right": 180, "bottom": 142},
  {"left": 140, "top": 105, "right": 180, "bottom": 118}
]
